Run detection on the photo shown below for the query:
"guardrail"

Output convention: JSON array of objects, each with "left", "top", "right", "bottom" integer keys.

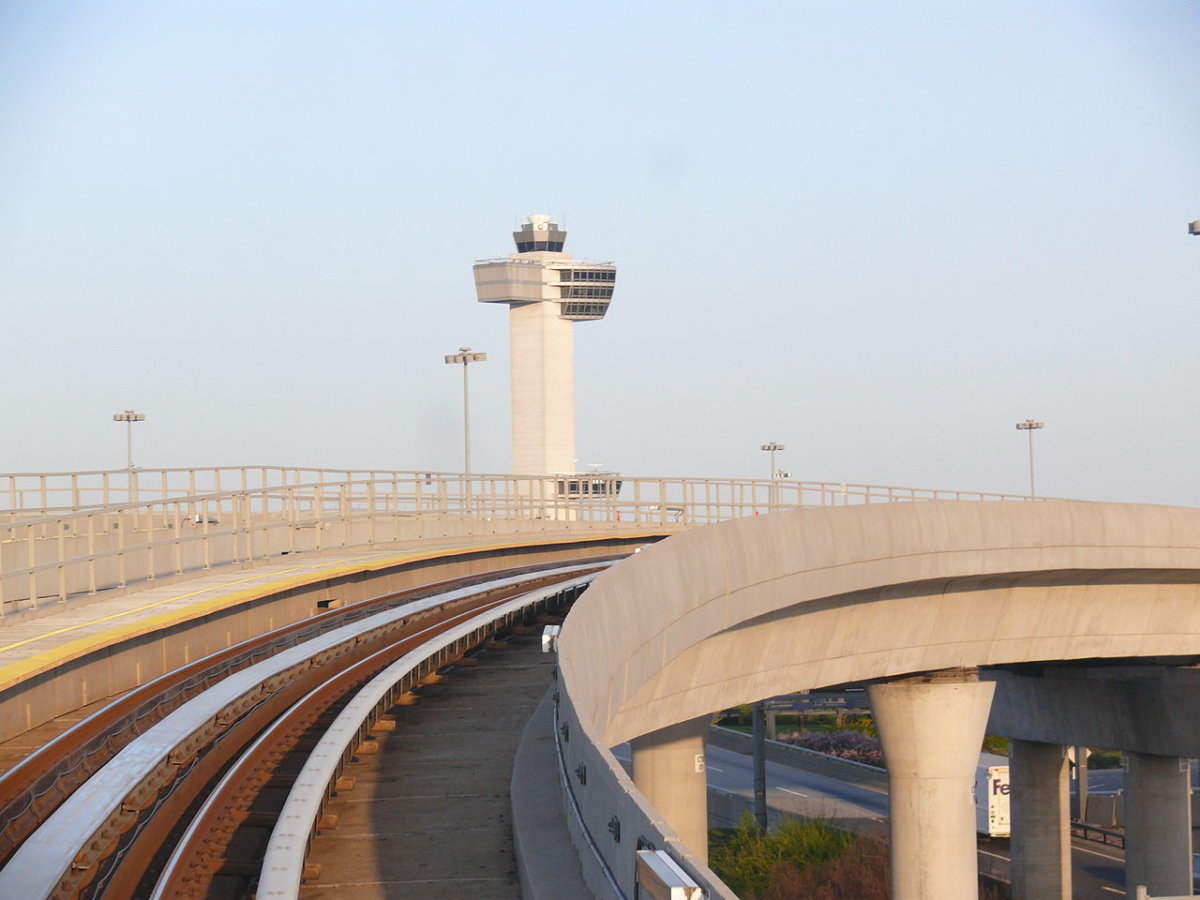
[
  {"left": 0, "top": 468, "right": 1049, "bottom": 615},
  {"left": 0, "top": 466, "right": 390, "bottom": 514},
  {"left": 1071, "top": 820, "right": 1125, "bottom": 848}
]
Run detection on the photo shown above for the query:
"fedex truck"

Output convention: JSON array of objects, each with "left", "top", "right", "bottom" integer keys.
[{"left": 975, "top": 752, "right": 1010, "bottom": 837}]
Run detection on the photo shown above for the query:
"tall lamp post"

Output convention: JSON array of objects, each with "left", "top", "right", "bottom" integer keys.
[
  {"left": 112, "top": 409, "right": 146, "bottom": 470},
  {"left": 1015, "top": 418, "right": 1044, "bottom": 499},
  {"left": 760, "top": 441, "right": 785, "bottom": 510},
  {"left": 754, "top": 440, "right": 787, "bottom": 833},
  {"left": 444, "top": 347, "right": 486, "bottom": 474}
]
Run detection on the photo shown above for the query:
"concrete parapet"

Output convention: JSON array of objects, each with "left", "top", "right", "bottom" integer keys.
[
  {"left": 0, "top": 533, "right": 659, "bottom": 743},
  {"left": 555, "top": 686, "right": 737, "bottom": 899}
]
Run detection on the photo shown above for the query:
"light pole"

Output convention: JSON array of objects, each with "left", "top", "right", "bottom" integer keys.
[
  {"left": 112, "top": 409, "right": 145, "bottom": 469},
  {"left": 761, "top": 442, "right": 785, "bottom": 510},
  {"left": 754, "top": 441, "right": 786, "bottom": 833},
  {"left": 444, "top": 347, "right": 486, "bottom": 474},
  {"left": 1015, "top": 418, "right": 1044, "bottom": 499}
]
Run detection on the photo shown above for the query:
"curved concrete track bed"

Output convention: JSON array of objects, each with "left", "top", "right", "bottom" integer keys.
[
  {"left": 562, "top": 500, "right": 1200, "bottom": 746},
  {"left": 557, "top": 500, "right": 1200, "bottom": 899}
]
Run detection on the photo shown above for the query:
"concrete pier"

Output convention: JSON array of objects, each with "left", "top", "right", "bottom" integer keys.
[
  {"left": 869, "top": 677, "right": 995, "bottom": 900},
  {"left": 1009, "top": 739, "right": 1070, "bottom": 899},
  {"left": 1124, "top": 751, "right": 1192, "bottom": 896},
  {"left": 630, "top": 717, "right": 710, "bottom": 860}
]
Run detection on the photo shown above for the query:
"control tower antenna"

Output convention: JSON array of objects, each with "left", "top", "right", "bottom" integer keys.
[{"left": 473, "top": 215, "right": 617, "bottom": 481}]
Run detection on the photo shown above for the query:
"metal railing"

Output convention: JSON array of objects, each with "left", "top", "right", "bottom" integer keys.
[
  {"left": 0, "top": 465, "right": 1047, "bottom": 518},
  {"left": 0, "top": 466, "right": 1050, "bottom": 616},
  {"left": 0, "top": 466, "right": 416, "bottom": 515}
]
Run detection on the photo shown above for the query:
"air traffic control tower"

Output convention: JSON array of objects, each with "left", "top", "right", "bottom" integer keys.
[{"left": 473, "top": 215, "right": 617, "bottom": 487}]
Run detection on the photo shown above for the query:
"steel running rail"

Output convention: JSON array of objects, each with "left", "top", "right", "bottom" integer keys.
[{"left": 249, "top": 571, "right": 601, "bottom": 899}]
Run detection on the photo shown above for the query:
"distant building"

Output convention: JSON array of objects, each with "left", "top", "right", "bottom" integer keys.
[{"left": 473, "top": 216, "right": 618, "bottom": 492}]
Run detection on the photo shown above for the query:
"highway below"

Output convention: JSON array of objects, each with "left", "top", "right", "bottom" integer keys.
[{"left": 616, "top": 743, "right": 1130, "bottom": 897}]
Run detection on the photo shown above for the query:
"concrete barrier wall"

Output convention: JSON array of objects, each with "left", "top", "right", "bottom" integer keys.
[
  {"left": 707, "top": 726, "right": 889, "bottom": 793},
  {"left": 1084, "top": 793, "right": 1122, "bottom": 827},
  {"left": 555, "top": 687, "right": 738, "bottom": 900},
  {"left": 0, "top": 536, "right": 655, "bottom": 742},
  {"left": 4, "top": 510, "right": 669, "bottom": 612}
]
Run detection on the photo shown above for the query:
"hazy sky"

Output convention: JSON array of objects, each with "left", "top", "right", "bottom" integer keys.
[{"left": 2, "top": 1, "right": 1197, "bottom": 505}]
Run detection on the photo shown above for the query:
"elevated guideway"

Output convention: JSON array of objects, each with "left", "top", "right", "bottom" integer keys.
[
  {"left": 0, "top": 466, "right": 1068, "bottom": 899},
  {"left": 557, "top": 499, "right": 1200, "bottom": 899}
]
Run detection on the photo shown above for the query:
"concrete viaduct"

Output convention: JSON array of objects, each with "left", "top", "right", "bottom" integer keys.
[
  {"left": 558, "top": 499, "right": 1200, "bottom": 900},
  {"left": 4, "top": 469, "right": 1200, "bottom": 899}
]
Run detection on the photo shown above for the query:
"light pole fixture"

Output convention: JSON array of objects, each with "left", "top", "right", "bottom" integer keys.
[
  {"left": 760, "top": 442, "right": 786, "bottom": 511},
  {"left": 112, "top": 409, "right": 146, "bottom": 469},
  {"left": 1015, "top": 418, "right": 1044, "bottom": 499},
  {"left": 760, "top": 442, "right": 785, "bottom": 478},
  {"left": 444, "top": 347, "right": 486, "bottom": 474}
]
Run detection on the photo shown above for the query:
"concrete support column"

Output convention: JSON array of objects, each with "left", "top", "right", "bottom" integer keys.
[
  {"left": 631, "top": 717, "right": 710, "bottom": 860},
  {"left": 1009, "top": 739, "right": 1070, "bottom": 899},
  {"left": 1124, "top": 752, "right": 1192, "bottom": 896},
  {"left": 868, "top": 677, "right": 995, "bottom": 900}
]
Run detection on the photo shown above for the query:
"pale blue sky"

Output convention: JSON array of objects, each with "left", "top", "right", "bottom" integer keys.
[{"left": 2, "top": 1, "right": 1197, "bottom": 504}]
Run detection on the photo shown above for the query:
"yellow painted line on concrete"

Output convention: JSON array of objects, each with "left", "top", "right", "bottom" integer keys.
[
  {"left": 0, "top": 550, "right": 432, "bottom": 691},
  {"left": 0, "top": 530, "right": 667, "bottom": 692}
]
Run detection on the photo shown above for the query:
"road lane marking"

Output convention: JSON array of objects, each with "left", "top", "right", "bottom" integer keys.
[
  {"left": 779, "top": 788, "right": 809, "bottom": 797},
  {"left": 1073, "top": 844, "right": 1124, "bottom": 862},
  {"left": 706, "top": 765, "right": 723, "bottom": 773},
  {"left": 1101, "top": 888, "right": 1125, "bottom": 895}
]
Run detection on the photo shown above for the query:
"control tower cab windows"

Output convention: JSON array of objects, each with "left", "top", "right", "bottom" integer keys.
[
  {"left": 558, "top": 269, "right": 615, "bottom": 282},
  {"left": 561, "top": 286, "right": 614, "bottom": 299},
  {"left": 516, "top": 241, "right": 565, "bottom": 253},
  {"left": 560, "top": 301, "right": 610, "bottom": 320}
]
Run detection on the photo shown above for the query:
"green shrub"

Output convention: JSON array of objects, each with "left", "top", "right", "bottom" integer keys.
[
  {"left": 709, "top": 814, "right": 855, "bottom": 898},
  {"left": 1087, "top": 749, "right": 1123, "bottom": 769},
  {"left": 842, "top": 714, "right": 877, "bottom": 737},
  {"left": 982, "top": 735, "right": 1010, "bottom": 755}
]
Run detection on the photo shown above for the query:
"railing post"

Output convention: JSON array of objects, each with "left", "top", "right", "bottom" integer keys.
[
  {"left": 314, "top": 484, "right": 325, "bottom": 552},
  {"left": 116, "top": 510, "right": 127, "bottom": 589},
  {"left": 367, "top": 479, "right": 377, "bottom": 545},
  {"left": 0, "top": 529, "right": 6, "bottom": 616},
  {"left": 201, "top": 499, "right": 212, "bottom": 570},
  {"left": 173, "top": 502, "right": 183, "bottom": 575},
  {"left": 145, "top": 504, "right": 156, "bottom": 582},
  {"left": 86, "top": 513, "right": 97, "bottom": 594},
  {"left": 56, "top": 519, "right": 67, "bottom": 602}
]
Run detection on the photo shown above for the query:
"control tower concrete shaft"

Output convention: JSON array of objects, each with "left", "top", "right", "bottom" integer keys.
[{"left": 473, "top": 215, "right": 616, "bottom": 477}]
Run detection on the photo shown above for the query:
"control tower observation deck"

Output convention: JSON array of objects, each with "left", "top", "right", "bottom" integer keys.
[{"left": 472, "top": 215, "right": 617, "bottom": 479}]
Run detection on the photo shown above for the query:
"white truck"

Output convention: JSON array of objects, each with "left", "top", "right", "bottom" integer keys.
[{"left": 975, "top": 752, "right": 1011, "bottom": 837}]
